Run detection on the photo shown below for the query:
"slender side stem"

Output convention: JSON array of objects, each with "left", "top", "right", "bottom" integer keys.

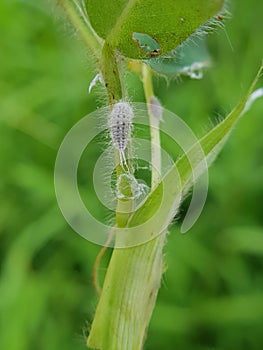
[
  {"left": 142, "top": 64, "right": 161, "bottom": 188},
  {"left": 56, "top": 0, "right": 102, "bottom": 62}
]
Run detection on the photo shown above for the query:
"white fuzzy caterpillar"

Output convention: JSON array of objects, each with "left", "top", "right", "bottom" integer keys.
[{"left": 109, "top": 101, "right": 133, "bottom": 168}]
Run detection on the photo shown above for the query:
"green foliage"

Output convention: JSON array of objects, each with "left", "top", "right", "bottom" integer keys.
[
  {"left": 147, "top": 37, "right": 211, "bottom": 78},
  {"left": 127, "top": 67, "right": 262, "bottom": 244},
  {"left": 1, "top": 0, "right": 263, "bottom": 350},
  {"left": 85, "top": 0, "right": 224, "bottom": 58}
]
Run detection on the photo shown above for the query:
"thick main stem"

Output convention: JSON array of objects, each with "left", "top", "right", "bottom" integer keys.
[
  {"left": 87, "top": 234, "right": 166, "bottom": 350},
  {"left": 87, "top": 50, "right": 166, "bottom": 350}
]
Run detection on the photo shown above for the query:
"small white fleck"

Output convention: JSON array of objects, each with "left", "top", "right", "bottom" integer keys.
[
  {"left": 88, "top": 73, "right": 104, "bottom": 94},
  {"left": 244, "top": 88, "right": 263, "bottom": 114},
  {"left": 181, "top": 62, "right": 209, "bottom": 80}
]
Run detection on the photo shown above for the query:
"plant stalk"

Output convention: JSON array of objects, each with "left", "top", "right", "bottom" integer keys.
[
  {"left": 56, "top": 0, "right": 102, "bottom": 62},
  {"left": 87, "top": 233, "right": 166, "bottom": 350},
  {"left": 87, "top": 48, "right": 166, "bottom": 350},
  {"left": 142, "top": 63, "right": 162, "bottom": 188}
]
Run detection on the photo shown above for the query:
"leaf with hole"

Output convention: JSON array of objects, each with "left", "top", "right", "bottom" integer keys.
[{"left": 84, "top": 0, "right": 224, "bottom": 59}]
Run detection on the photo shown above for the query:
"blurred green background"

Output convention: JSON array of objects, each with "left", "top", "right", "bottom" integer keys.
[{"left": 1, "top": 0, "right": 263, "bottom": 349}]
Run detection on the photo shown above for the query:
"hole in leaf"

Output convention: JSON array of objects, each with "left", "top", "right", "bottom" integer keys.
[{"left": 132, "top": 32, "right": 161, "bottom": 56}]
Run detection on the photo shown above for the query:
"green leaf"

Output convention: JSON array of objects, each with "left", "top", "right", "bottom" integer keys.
[
  {"left": 85, "top": 0, "right": 224, "bottom": 59},
  {"left": 221, "top": 226, "right": 263, "bottom": 255},
  {"left": 121, "top": 65, "right": 263, "bottom": 246},
  {"left": 147, "top": 37, "right": 211, "bottom": 78}
]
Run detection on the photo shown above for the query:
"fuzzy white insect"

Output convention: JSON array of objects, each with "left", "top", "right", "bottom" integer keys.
[{"left": 109, "top": 101, "right": 133, "bottom": 168}]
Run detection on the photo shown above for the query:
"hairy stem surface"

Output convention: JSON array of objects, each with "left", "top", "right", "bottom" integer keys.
[{"left": 88, "top": 48, "right": 166, "bottom": 350}]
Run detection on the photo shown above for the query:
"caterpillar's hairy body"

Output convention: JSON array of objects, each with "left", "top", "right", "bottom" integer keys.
[{"left": 109, "top": 101, "right": 133, "bottom": 167}]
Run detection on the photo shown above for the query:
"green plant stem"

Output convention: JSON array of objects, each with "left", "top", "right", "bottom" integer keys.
[
  {"left": 100, "top": 42, "right": 123, "bottom": 104},
  {"left": 87, "top": 234, "right": 166, "bottom": 350},
  {"left": 142, "top": 64, "right": 161, "bottom": 188},
  {"left": 100, "top": 41, "right": 133, "bottom": 227},
  {"left": 56, "top": 0, "right": 102, "bottom": 62},
  {"left": 88, "top": 47, "right": 167, "bottom": 350}
]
